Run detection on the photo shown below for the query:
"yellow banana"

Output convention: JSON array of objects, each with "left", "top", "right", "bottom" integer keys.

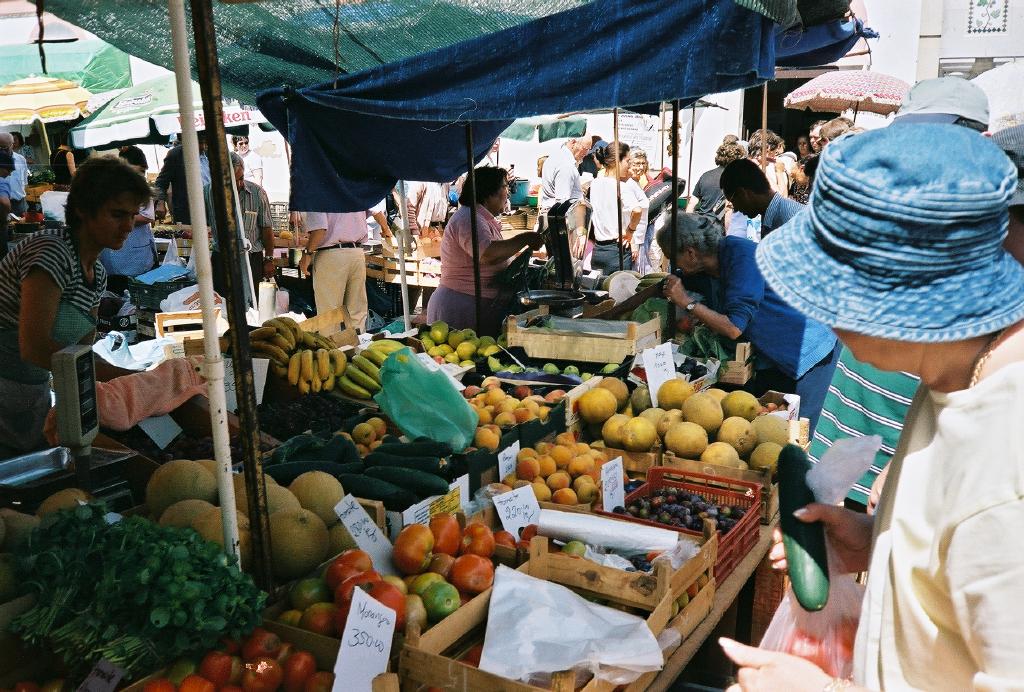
[
  {"left": 250, "top": 341, "right": 290, "bottom": 365},
  {"left": 323, "top": 372, "right": 335, "bottom": 391},
  {"left": 352, "top": 354, "right": 381, "bottom": 382},
  {"left": 330, "top": 349, "right": 348, "bottom": 376},
  {"left": 337, "top": 375, "right": 372, "bottom": 400},
  {"left": 249, "top": 326, "right": 278, "bottom": 341},
  {"left": 265, "top": 319, "right": 296, "bottom": 349},
  {"left": 368, "top": 339, "right": 405, "bottom": 354},
  {"left": 312, "top": 333, "right": 335, "bottom": 350},
  {"left": 287, "top": 352, "right": 302, "bottom": 385},
  {"left": 297, "top": 378, "right": 311, "bottom": 395},
  {"left": 345, "top": 364, "right": 381, "bottom": 393},
  {"left": 270, "top": 334, "right": 293, "bottom": 353},
  {"left": 316, "top": 349, "right": 331, "bottom": 380},
  {"left": 301, "top": 331, "right": 317, "bottom": 348},
  {"left": 270, "top": 362, "right": 288, "bottom": 379},
  {"left": 311, "top": 373, "right": 322, "bottom": 393},
  {"left": 361, "top": 347, "right": 388, "bottom": 367},
  {"left": 300, "top": 349, "right": 314, "bottom": 382}
]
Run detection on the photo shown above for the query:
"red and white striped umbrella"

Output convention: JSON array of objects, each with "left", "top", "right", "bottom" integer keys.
[{"left": 784, "top": 70, "right": 910, "bottom": 116}]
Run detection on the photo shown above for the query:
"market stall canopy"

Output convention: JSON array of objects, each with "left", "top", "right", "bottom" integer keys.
[
  {"left": 783, "top": 70, "right": 909, "bottom": 116},
  {"left": 735, "top": 0, "right": 853, "bottom": 28},
  {"left": 256, "top": 0, "right": 774, "bottom": 213},
  {"left": 502, "top": 116, "right": 588, "bottom": 143},
  {"left": 69, "top": 74, "right": 266, "bottom": 149},
  {"left": 972, "top": 61, "right": 1024, "bottom": 133},
  {"left": 0, "top": 39, "right": 131, "bottom": 94},
  {"left": 0, "top": 76, "right": 91, "bottom": 125},
  {"left": 774, "top": 17, "right": 877, "bottom": 68}
]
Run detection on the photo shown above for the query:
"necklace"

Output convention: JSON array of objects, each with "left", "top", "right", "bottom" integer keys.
[{"left": 969, "top": 328, "right": 1008, "bottom": 388}]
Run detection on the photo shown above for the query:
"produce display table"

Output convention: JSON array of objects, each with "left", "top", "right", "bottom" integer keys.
[{"left": 647, "top": 519, "right": 779, "bottom": 691}]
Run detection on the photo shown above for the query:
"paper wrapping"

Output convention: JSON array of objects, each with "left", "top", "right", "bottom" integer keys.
[{"left": 537, "top": 509, "right": 680, "bottom": 552}]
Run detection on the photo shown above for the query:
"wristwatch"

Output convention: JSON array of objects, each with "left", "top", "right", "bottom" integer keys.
[
  {"left": 302, "top": 248, "right": 314, "bottom": 256},
  {"left": 685, "top": 300, "right": 698, "bottom": 312}
]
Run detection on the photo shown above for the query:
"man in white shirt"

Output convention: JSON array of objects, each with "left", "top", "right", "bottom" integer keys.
[
  {"left": 0, "top": 133, "right": 27, "bottom": 216},
  {"left": 233, "top": 135, "right": 263, "bottom": 186},
  {"left": 540, "top": 137, "right": 591, "bottom": 256},
  {"left": 299, "top": 210, "right": 372, "bottom": 331}
]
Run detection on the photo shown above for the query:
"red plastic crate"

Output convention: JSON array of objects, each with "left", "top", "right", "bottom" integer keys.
[{"left": 596, "top": 466, "right": 761, "bottom": 581}]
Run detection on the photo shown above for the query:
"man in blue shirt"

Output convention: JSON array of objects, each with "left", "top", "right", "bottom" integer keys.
[
  {"left": 0, "top": 133, "right": 27, "bottom": 217},
  {"left": 720, "top": 158, "right": 804, "bottom": 237},
  {"left": 0, "top": 149, "right": 13, "bottom": 260},
  {"left": 658, "top": 213, "right": 839, "bottom": 433}
]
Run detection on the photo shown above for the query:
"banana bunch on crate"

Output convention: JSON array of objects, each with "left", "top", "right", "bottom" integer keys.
[
  {"left": 248, "top": 316, "right": 349, "bottom": 394},
  {"left": 336, "top": 339, "right": 405, "bottom": 400}
]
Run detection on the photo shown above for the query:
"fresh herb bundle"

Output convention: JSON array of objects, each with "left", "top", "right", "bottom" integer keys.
[{"left": 11, "top": 503, "right": 265, "bottom": 679}]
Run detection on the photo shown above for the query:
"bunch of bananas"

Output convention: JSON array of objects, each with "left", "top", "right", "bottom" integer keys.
[
  {"left": 337, "top": 339, "right": 405, "bottom": 400},
  {"left": 248, "top": 317, "right": 349, "bottom": 394}
]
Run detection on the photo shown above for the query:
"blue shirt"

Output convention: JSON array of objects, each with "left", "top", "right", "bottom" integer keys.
[
  {"left": 716, "top": 235, "right": 836, "bottom": 379},
  {"left": 99, "top": 201, "right": 157, "bottom": 277},
  {"left": 762, "top": 193, "right": 805, "bottom": 234}
]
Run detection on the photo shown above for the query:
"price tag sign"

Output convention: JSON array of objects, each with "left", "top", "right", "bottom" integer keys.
[
  {"left": 223, "top": 357, "right": 269, "bottom": 412},
  {"left": 450, "top": 474, "right": 471, "bottom": 510},
  {"left": 601, "top": 456, "right": 625, "bottom": 512},
  {"left": 333, "top": 587, "right": 396, "bottom": 692},
  {"left": 492, "top": 484, "right": 541, "bottom": 538},
  {"left": 76, "top": 660, "right": 125, "bottom": 692},
  {"left": 497, "top": 440, "right": 520, "bottom": 481},
  {"left": 137, "top": 414, "right": 183, "bottom": 450},
  {"left": 644, "top": 342, "right": 676, "bottom": 407},
  {"left": 334, "top": 495, "right": 395, "bottom": 575}
]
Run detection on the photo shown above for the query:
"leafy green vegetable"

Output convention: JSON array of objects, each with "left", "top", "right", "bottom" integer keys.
[
  {"left": 11, "top": 503, "right": 265, "bottom": 680},
  {"left": 678, "top": 323, "right": 737, "bottom": 366}
]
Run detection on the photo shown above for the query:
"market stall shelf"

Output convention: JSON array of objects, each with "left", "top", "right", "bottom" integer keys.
[{"left": 507, "top": 307, "right": 661, "bottom": 364}]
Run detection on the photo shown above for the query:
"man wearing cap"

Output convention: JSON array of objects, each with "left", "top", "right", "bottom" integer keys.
[
  {"left": 721, "top": 122, "right": 1024, "bottom": 692},
  {"left": 720, "top": 158, "right": 805, "bottom": 238},
  {"left": 540, "top": 136, "right": 591, "bottom": 256},
  {"left": 891, "top": 75, "right": 989, "bottom": 131}
]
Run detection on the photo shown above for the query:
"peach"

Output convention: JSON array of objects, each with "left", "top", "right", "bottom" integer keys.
[
  {"left": 567, "top": 456, "right": 595, "bottom": 478},
  {"left": 352, "top": 422, "right": 376, "bottom": 445},
  {"left": 535, "top": 442, "right": 553, "bottom": 455},
  {"left": 544, "top": 389, "right": 567, "bottom": 403},
  {"left": 474, "top": 427, "right": 500, "bottom": 451},
  {"left": 494, "top": 411, "right": 517, "bottom": 428},
  {"left": 476, "top": 408, "right": 493, "bottom": 425},
  {"left": 549, "top": 445, "right": 573, "bottom": 469},
  {"left": 367, "top": 417, "right": 388, "bottom": 438},
  {"left": 572, "top": 475, "right": 596, "bottom": 495},
  {"left": 555, "top": 432, "right": 576, "bottom": 447},
  {"left": 516, "top": 448, "right": 538, "bottom": 462},
  {"left": 463, "top": 385, "right": 482, "bottom": 398},
  {"left": 575, "top": 481, "right": 598, "bottom": 505},
  {"left": 531, "top": 482, "right": 552, "bottom": 502},
  {"left": 552, "top": 488, "right": 579, "bottom": 505},
  {"left": 502, "top": 473, "right": 518, "bottom": 487},
  {"left": 498, "top": 398, "right": 519, "bottom": 414},
  {"left": 546, "top": 471, "right": 571, "bottom": 491},
  {"left": 485, "top": 388, "right": 507, "bottom": 406},
  {"left": 522, "top": 399, "right": 541, "bottom": 414},
  {"left": 513, "top": 408, "right": 535, "bottom": 424},
  {"left": 512, "top": 480, "right": 532, "bottom": 490},
  {"left": 572, "top": 442, "right": 591, "bottom": 456},
  {"left": 536, "top": 455, "right": 557, "bottom": 478},
  {"left": 516, "top": 458, "right": 541, "bottom": 481},
  {"left": 481, "top": 376, "right": 502, "bottom": 390},
  {"left": 513, "top": 385, "right": 533, "bottom": 400},
  {"left": 538, "top": 406, "right": 551, "bottom": 421}
]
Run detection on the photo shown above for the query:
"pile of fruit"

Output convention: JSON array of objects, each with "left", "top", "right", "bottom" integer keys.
[
  {"left": 614, "top": 487, "right": 749, "bottom": 534},
  {"left": 484, "top": 358, "right": 621, "bottom": 381},
  {"left": 257, "top": 394, "right": 362, "bottom": 441},
  {"left": 335, "top": 339, "right": 407, "bottom": 401},
  {"left": 102, "top": 426, "right": 276, "bottom": 464},
  {"left": 247, "top": 317, "right": 349, "bottom": 395},
  {"left": 495, "top": 432, "right": 614, "bottom": 507},
  {"left": 465, "top": 377, "right": 563, "bottom": 451},
  {"left": 419, "top": 321, "right": 500, "bottom": 367}
]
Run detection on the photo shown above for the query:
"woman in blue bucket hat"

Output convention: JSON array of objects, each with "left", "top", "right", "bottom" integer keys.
[{"left": 719, "top": 123, "right": 1024, "bottom": 690}]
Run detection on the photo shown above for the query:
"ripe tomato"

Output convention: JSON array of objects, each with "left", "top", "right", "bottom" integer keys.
[
  {"left": 241, "top": 658, "right": 284, "bottom": 692},
  {"left": 143, "top": 680, "right": 176, "bottom": 692},
  {"left": 493, "top": 530, "right": 516, "bottom": 549},
  {"left": 429, "top": 514, "right": 461, "bottom": 556},
  {"left": 337, "top": 548, "right": 374, "bottom": 573},
  {"left": 282, "top": 650, "right": 317, "bottom": 692},
  {"left": 303, "top": 672, "right": 335, "bottom": 692},
  {"left": 199, "top": 651, "right": 241, "bottom": 687},
  {"left": 449, "top": 554, "right": 494, "bottom": 594},
  {"left": 178, "top": 676, "right": 215, "bottom": 692},
  {"left": 520, "top": 524, "right": 539, "bottom": 542},
  {"left": 324, "top": 562, "right": 362, "bottom": 593},
  {"left": 220, "top": 638, "right": 241, "bottom": 654},
  {"left": 460, "top": 524, "right": 495, "bottom": 558},
  {"left": 299, "top": 602, "right": 338, "bottom": 637},
  {"left": 393, "top": 524, "right": 434, "bottom": 575},
  {"left": 241, "top": 627, "right": 282, "bottom": 663},
  {"left": 333, "top": 570, "right": 381, "bottom": 606},
  {"left": 366, "top": 581, "right": 407, "bottom": 631}
]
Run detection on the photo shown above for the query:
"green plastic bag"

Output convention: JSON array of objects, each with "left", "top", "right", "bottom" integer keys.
[{"left": 373, "top": 347, "right": 479, "bottom": 452}]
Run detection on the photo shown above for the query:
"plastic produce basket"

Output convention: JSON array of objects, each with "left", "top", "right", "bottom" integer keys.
[
  {"left": 126, "top": 278, "right": 193, "bottom": 311},
  {"left": 596, "top": 466, "right": 761, "bottom": 581}
]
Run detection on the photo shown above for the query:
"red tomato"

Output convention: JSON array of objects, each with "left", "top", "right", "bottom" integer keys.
[
  {"left": 393, "top": 524, "right": 434, "bottom": 575},
  {"left": 303, "top": 672, "right": 335, "bottom": 692},
  {"left": 429, "top": 513, "right": 461, "bottom": 556},
  {"left": 337, "top": 548, "right": 374, "bottom": 573},
  {"left": 282, "top": 651, "right": 317, "bottom": 692},
  {"left": 143, "top": 680, "right": 176, "bottom": 692},
  {"left": 220, "top": 638, "right": 241, "bottom": 654},
  {"left": 449, "top": 554, "right": 494, "bottom": 594},
  {"left": 199, "top": 651, "right": 240, "bottom": 687},
  {"left": 333, "top": 570, "right": 381, "bottom": 606},
  {"left": 520, "top": 524, "right": 539, "bottom": 542},
  {"left": 299, "top": 602, "right": 338, "bottom": 637},
  {"left": 241, "top": 658, "right": 284, "bottom": 692},
  {"left": 178, "top": 676, "right": 215, "bottom": 692},
  {"left": 460, "top": 524, "right": 495, "bottom": 558},
  {"left": 493, "top": 530, "right": 516, "bottom": 549},
  {"left": 241, "top": 627, "right": 282, "bottom": 663},
  {"left": 324, "top": 561, "right": 362, "bottom": 593},
  {"left": 366, "top": 581, "right": 407, "bottom": 631}
]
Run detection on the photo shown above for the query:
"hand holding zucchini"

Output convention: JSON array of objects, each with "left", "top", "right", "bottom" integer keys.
[{"left": 779, "top": 444, "right": 830, "bottom": 612}]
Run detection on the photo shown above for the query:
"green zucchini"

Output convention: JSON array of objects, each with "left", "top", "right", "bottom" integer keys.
[
  {"left": 364, "top": 451, "right": 449, "bottom": 476},
  {"left": 778, "top": 444, "right": 830, "bottom": 611},
  {"left": 364, "top": 466, "right": 452, "bottom": 499},
  {"left": 336, "top": 473, "right": 417, "bottom": 512},
  {"left": 263, "top": 461, "right": 363, "bottom": 486}
]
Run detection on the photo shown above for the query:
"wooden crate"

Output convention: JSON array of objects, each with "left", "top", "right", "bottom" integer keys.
[
  {"left": 717, "top": 342, "right": 754, "bottom": 385},
  {"left": 662, "top": 451, "right": 779, "bottom": 524},
  {"left": 506, "top": 306, "right": 661, "bottom": 364},
  {"left": 365, "top": 255, "right": 441, "bottom": 288},
  {"left": 597, "top": 442, "right": 663, "bottom": 479},
  {"left": 379, "top": 236, "right": 443, "bottom": 260},
  {"left": 399, "top": 532, "right": 717, "bottom": 692},
  {"left": 299, "top": 306, "right": 360, "bottom": 348}
]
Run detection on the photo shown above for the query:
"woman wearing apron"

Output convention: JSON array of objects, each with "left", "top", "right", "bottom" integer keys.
[{"left": 0, "top": 156, "right": 151, "bottom": 454}]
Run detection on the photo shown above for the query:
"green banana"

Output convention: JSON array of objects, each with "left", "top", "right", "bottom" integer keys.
[
  {"left": 361, "top": 347, "right": 388, "bottom": 367},
  {"left": 368, "top": 339, "right": 405, "bottom": 354},
  {"left": 337, "top": 375, "right": 372, "bottom": 400},
  {"left": 345, "top": 365, "right": 381, "bottom": 393},
  {"left": 352, "top": 354, "right": 382, "bottom": 382}
]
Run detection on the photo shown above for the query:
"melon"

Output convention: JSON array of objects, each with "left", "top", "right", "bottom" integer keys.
[
  {"left": 705, "top": 388, "right": 728, "bottom": 403},
  {"left": 234, "top": 475, "right": 302, "bottom": 515},
  {"left": 752, "top": 415, "right": 790, "bottom": 446},
  {"left": 682, "top": 392, "right": 724, "bottom": 433},
  {"left": 596, "top": 378, "right": 629, "bottom": 410},
  {"left": 0, "top": 510, "right": 38, "bottom": 551},
  {"left": 329, "top": 522, "right": 358, "bottom": 556},
  {"left": 717, "top": 417, "right": 757, "bottom": 458},
  {"left": 192, "top": 507, "right": 252, "bottom": 570},
  {"left": 146, "top": 460, "right": 217, "bottom": 518},
  {"left": 269, "top": 509, "right": 330, "bottom": 581},
  {"left": 656, "top": 409, "right": 685, "bottom": 438},
  {"left": 749, "top": 442, "right": 783, "bottom": 475},
  {"left": 657, "top": 379, "right": 695, "bottom": 410},
  {"left": 620, "top": 417, "right": 658, "bottom": 452},
  {"left": 159, "top": 499, "right": 216, "bottom": 528},
  {"left": 289, "top": 472, "right": 345, "bottom": 526},
  {"left": 629, "top": 385, "right": 652, "bottom": 414},
  {"left": 577, "top": 388, "right": 618, "bottom": 425},
  {"left": 663, "top": 422, "right": 709, "bottom": 459},
  {"left": 37, "top": 488, "right": 92, "bottom": 517},
  {"left": 601, "top": 414, "right": 631, "bottom": 448},
  {"left": 722, "top": 390, "right": 761, "bottom": 421},
  {"left": 700, "top": 442, "right": 743, "bottom": 468}
]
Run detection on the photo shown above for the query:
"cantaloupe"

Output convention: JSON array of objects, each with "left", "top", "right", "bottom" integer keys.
[
  {"left": 37, "top": 488, "right": 92, "bottom": 517},
  {"left": 682, "top": 392, "right": 724, "bottom": 433},
  {"left": 717, "top": 417, "right": 757, "bottom": 457},
  {"left": 159, "top": 499, "right": 216, "bottom": 528},
  {"left": 722, "top": 390, "right": 761, "bottom": 421},
  {"left": 289, "top": 472, "right": 345, "bottom": 527},
  {"left": 146, "top": 460, "right": 217, "bottom": 518},
  {"left": 663, "top": 422, "right": 709, "bottom": 458},
  {"left": 269, "top": 509, "right": 330, "bottom": 581}
]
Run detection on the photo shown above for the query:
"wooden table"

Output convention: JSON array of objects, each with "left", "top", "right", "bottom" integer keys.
[{"left": 645, "top": 519, "right": 779, "bottom": 691}]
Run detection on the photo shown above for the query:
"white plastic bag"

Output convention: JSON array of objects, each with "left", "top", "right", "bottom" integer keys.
[
  {"left": 40, "top": 191, "right": 68, "bottom": 222},
  {"left": 478, "top": 565, "right": 664, "bottom": 686},
  {"left": 93, "top": 332, "right": 175, "bottom": 371},
  {"left": 159, "top": 284, "right": 222, "bottom": 312}
]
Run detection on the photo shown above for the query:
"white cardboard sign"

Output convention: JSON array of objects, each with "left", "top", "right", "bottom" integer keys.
[
  {"left": 492, "top": 484, "right": 541, "bottom": 538},
  {"left": 223, "top": 357, "right": 269, "bottom": 412},
  {"left": 333, "top": 587, "right": 396, "bottom": 692},
  {"left": 601, "top": 456, "right": 625, "bottom": 512},
  {"left": 497, "top": 440, "right": 520, "bottom": 481},
  {"left": 644, "top": 342, "right": 676, "bottom": 408},
  {"left": 334, "top": 495, "right": 395, "bottom": 575},
  {"left": 137, "top": 414, "right": 183, "bottom": 450},
  {"left": 76, "top": 660, "right": 126, "bottom": 692}
]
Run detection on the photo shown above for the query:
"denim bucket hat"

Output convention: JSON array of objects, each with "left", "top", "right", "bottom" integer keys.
[{"left": 756, "top": 123, "right": 1024, "bottom": 342}]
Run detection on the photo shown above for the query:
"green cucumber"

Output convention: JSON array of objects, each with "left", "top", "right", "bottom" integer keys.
[
  {"left": 364, "top": 451, "right": 449, "bottom": 476},
  {"left": 375, "top": 439, "right": 454, "bottom": 458},
  {"left": 778, "top": 444, "right": 830, "bottom": 611},
  {"left": 337, "top": 473, "right": 417, "bottom": 512},
  {"left": 364, "top": 466, "right": 452, "bottom": 499}
]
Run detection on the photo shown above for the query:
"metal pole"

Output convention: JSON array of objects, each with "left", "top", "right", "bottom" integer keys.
[
  {"left": 167, "top": 0, "right": 239, "bottom": 563},
  {"left": 464, "top": 125, "right": 482, "bottom": 333},
  {"left": 668, "top": 101, "right": 680, "bottom": 338},
  {"left": 659, "top": 103, "right": 666, "bottom": 173},
  {"left": 760, "top": 83, "right": 768, "bottom": 169},
  {"left": 686, "top": 104, "right": 697, "bottom": 200},
  {"left": 190, "top": 0, "right": 273, "bottom": 591},
  {"left": 396, "top": 181, "right": 413, "bottom": 332},
  {"left": 613, "top": 108, "right": 624, "bottom": 271}
]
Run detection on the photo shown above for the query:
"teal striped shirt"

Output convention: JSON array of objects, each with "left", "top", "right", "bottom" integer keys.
[{"left": 807, "top": 347, "right": 920, "bottom": 505}]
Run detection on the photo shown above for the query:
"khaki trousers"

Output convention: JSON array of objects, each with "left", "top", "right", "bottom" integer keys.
[{"left": 312, "top": 247, "right": 367, "bottom": 331}]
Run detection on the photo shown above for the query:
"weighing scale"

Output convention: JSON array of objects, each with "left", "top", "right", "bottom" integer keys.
[{"left": 52, "top": 344, "right": 99, "bottom": 491}]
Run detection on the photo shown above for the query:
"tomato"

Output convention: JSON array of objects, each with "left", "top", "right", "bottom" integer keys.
[
  {"left": 199, "top": 651, "right": 241, "bottom": 687},
  {"left": 393, "top": 524, "right": 434, "bottom": 575},
  {"left": 219, "top": 638, "right": 241, "bottom": 655},
  {"left": 142, "top": 681, "right": 175, "bottom": 692},
  {"left": 520, "top": 524, "right": 539, "bottom": 542},
  {"left": 493, "top": 530, "right": 516, "bottom": 549},
  {"left": 166, "top": 659, "right": 198, "bottom": 685},
  {"left": 282, "top": 651, "right": 317, "bottom": 692},
  {"left": 325, "top": 550, "right": 373, "bottom": 590},
  {"left": 429, "top": 514, "right": 461, "bottom": 556},
  {"left": 288, "top": 578, "right": 331, "bottom": 611},
  {"left": 178, "top": 676, "right": 215, "bottom": 692},
  {"left": 334, "top": 570, "right": 381, "bottom": 606},
  {"left": 303, "top": 672, "right": 335, "bottom": 692},
  {"left": 277, "top": 609, "right": 303, "bottom": 627},
  {"left": 337, "top": 548, "right": 374, "bottom": 573},
  {"left": 426, "top": 553, "right": 455, "bottom": 579},
  {"left": 459, "top": 524, "right": 495, "bottom": 558},
  {"left": 241, "top": 658, "right": 284, "bottom": 692},
  {"left": 241, "top": 627, "right": 282, "bottom": 663},
  {"left": 366, "top": 581, "right": 407, "bottom": 631},
  {"left": 449, "top": 554, "right": 494, "bottom": 594},
  {"left": 299, "top": 602, "right": 338, "bottom": 637}
]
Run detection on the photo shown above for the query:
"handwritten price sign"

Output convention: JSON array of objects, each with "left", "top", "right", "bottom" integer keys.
[
  {"left": 493, "top": 484, "right": 541, "bottom": 538},
  {"left": 601, "top": 456, "right": 625, "bottom": 512},
  {"left": 644, "top": 342, "right": 676, "bottom": 407},
  {"left": 334, "top": 495, "right": 395, "bottom": 575},
  {"left": 333, "top": 587, "right": 396, "bottom": 691},
  {"left": 497, "top": 440, "right": 520, "bottom": 481}
]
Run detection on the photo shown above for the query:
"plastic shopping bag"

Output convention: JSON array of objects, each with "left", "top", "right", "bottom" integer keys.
[
  {"left": 759, "top": 436, "right": 880, "bottom": 679},
  {"left": 373, "top": 347, "right": 478, "bottom": 452}
]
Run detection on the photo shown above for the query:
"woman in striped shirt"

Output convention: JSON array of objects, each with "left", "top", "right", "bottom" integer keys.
[{"left": 0, "top": 156, "right": 151, "bottom": 453}]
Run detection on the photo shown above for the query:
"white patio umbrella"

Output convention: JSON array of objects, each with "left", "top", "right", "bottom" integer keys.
[{"left": 972, "top": 61, "right": 1024, "bottom": 132}]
